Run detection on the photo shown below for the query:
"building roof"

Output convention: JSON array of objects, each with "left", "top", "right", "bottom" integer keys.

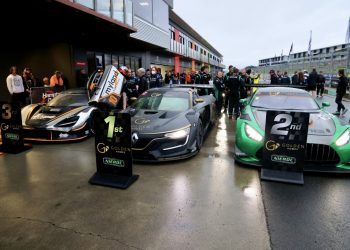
[{"left": 169, "top": 10, "right": 223, "bottom": 58}]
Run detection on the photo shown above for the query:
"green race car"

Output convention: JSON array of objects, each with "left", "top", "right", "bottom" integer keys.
[{"left": 235, "top": 87, "right": 350, "bottom": 173}]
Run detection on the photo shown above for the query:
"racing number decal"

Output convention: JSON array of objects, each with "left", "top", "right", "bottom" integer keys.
[
  {"left": 271, "top": 114, "right": 292, "bottom": 136},
  {"left": 104, "top": 115, "right": 123, "bottom": 139},
  {"left": 105, "top": 116, "right": 116, "bottom": 139},
  {"left": 1, "top": 104, "right": 12, "bottom": 120}
]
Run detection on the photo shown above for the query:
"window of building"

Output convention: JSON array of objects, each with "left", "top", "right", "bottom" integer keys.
[
  {"left": 153, "top": 0, "right": 169, "bottom": 31},
  {"left": 171, "top": 31, "right": 175, "bottom": 40},
  {"left": 326, "top": 48, "right": 330, "bottom": 53},
  {"left": 204, "top": 51, "right": 207, "bottom": 56},
  {"left": 133, "top": 0, "right": 153, "bottom": 23},
  {"left": 112, "top": 55, "right": 119, "bottom": 67},
  {"left": 104, "top": 54, "right": 112, "bottom": 66},
  {"left": 342, "top": 44, "right": 346, "bottom": 49},
  {"left": 125, "top": 0, "right": 133, "bottom": 26},
  {"left": 200, "top": 48, "right": 203, "bottom": 54},
  {"left": 189, "top": 41, "right": 193, "bottom": 48},
  {"left": 96, "top": 0, "right": 111, "bottom": 17},
  {"left": 112, "top": 0, "right": 124, "bottom": 22},
  {"left": 75, "top": 0, "right": 94, "bottom": 9}
]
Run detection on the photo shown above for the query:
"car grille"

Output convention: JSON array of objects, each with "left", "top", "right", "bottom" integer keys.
[
  {"left": 305, "top": 144, "right": 340, "bottom": 164},
  {"left": 256, "top": 144, "right": 340, "bottom": 165},
  {"left": 132, "top": 138, "right": 154, "bottom": 149}
]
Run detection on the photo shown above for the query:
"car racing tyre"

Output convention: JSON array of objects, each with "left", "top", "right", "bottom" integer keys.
[{"left": 195, "top": 119, "right": 204, "bottom": 151}]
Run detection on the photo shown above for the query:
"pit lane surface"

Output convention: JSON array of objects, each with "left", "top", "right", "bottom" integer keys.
[
  {"left": 0, "top": 94, "right": 349, "bottom": 249},
  {"left": 0, "top": 115, "right": 269, "bottom": 249},
  {"left": 262, "top": 95, "right": 350, "bottom": 249}
]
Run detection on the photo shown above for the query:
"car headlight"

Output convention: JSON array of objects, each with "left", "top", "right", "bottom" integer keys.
[
  {"left": 336, "top": 129, "right": 350, "bottom": 146},
  {"left": 245, "top": 124, "right": 263, "bottom": 142},
  {"left": 165, "top": 127, "right": 190, "bottom": 139}
]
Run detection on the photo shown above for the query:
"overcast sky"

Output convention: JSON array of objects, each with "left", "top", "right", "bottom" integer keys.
[{"left": 173, "top": 0, "right": 350, "bottom": 68}]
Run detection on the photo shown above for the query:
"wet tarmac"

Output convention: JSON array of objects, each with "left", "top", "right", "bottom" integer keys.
[
  {"left": 1, "top": 94, "right": 350, "bottom": 249},
  {"left": 0, "top": 115, "right": 270, "bottom": 249}
]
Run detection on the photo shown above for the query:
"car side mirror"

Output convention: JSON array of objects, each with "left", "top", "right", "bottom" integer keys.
[
  {"left": 322, "top": 102, "right": 330, "bottom": 108},
  {"left": 195, "top": 98, "right": 204, "bottom": 103},
  {"left": 240, "top": 98, "right": 248, "bottom": 106}
]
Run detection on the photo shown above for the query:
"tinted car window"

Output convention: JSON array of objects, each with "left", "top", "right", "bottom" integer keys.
[
  {"left": 251, "top": 91, "right": 319, "bottom": 110},
  {"left": 133, "top": 91, "right": 189, "bottom": 112},
  {"left": 48, "top": 94, "right": 88, "bottom": 107}
]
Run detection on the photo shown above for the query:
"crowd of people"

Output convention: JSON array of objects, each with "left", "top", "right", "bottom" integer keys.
[
  {"left": 6, "top": 66, "right": 68, "bottom": 107},
  {"left": 269, "top": 68, "right": 349, "bottom": 115},
  {"left": 269, "top": 69, "right": 327, "bottom": 97},
  {"left": 5, "top": 64, "right": 349, "bottom": 118}
]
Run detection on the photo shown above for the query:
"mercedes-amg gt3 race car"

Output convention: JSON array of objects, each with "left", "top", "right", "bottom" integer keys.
[
  {"left": 21, "top": 89, "right": 97, "bottom": 142},
  {"left": 126, "top": 86, "right": 217, "bottom": 161},
  {"left": 235, "top": 87, "right": 350, "bottom": 172}
]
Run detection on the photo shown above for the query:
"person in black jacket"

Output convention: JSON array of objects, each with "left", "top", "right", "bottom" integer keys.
[
  {"left": 281, "top": 72, "right": 291, "bottom": 85},
  {"left": 213, "top": 71, "right": 226, "bottom": 116},
  {"left": 308, "top": 68, "right": 318, "bottom": 97},
  {"left": 316, "top": 71, "right": 326, "bottom": 97},
  {"left": 269, "top": 70, "right": 279, "bottom": 85},
  {"left": 136, "top": 68, "right": 149, "bottom": 95},
  {"left": 225, "top": 67, "right": 244, "bottom": 119},
  {"left": 223, "top": 65, "right": 234, "bottom": 113},
  {"left": 291, "top": 71, "right": 298, "bottom": 85},
  {"left": 334, "top": 69, "right": 349, "bottom": 115}
]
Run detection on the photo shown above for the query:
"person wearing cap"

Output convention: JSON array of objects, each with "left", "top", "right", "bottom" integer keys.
[
  {"left": 223, "top": 65, "right": 234, "bottom": 113},
  {"left": 50, "top": 70, "right": 64, "bottom": 92}
]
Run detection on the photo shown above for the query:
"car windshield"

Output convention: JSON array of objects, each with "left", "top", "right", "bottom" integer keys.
[
  {"left": 133, "top": 91, "right": 189, "bottom": 112},
  {"left": 48, "top": 93, "right": 88, "bottom": 107},
  {"left": 251, "top": 91, "right": 319, "bottom": 110}
]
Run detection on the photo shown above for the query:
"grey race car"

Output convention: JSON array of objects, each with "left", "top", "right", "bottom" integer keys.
[
  {"left": 21, "top": 89, "right": 97, "bottom": 142},
  {"left": 126, "top": 86, "right": 217, "bottom": 161}
]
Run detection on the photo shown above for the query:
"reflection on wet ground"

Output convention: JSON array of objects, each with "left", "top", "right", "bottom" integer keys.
[{"left": 0, "top": 114, "right": 270, "bottom": 249}]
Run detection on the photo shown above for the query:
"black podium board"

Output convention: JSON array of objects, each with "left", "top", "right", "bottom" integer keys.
[
  {"left": 0, "top": 102, "right": 31, "bottom": 154},
  {"left": 89, "top": 111, "right": 138, "bottom": 189},
  {"left": 261, "top": 111, "right": 309, "bottom": 185}
]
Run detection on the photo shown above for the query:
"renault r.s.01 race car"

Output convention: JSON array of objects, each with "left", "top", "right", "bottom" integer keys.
[
  {"left": 126, "top": 86, "right": 217, "bottom": 161},
  {"left": 235, "top": 87, "right": 350, "bottom": 172},
  {"left": 22, "top": 89, "right": 97, "bottom": 142}
]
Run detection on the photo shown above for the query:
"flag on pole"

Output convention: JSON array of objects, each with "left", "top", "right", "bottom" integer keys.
[
  {"left": 346, "top": 17, "right": 350, "bottom": 44},
  {"left": 308, "top": 30, "right": 312, "bottom": 56},
  {"left": 289, "top": 43, "right": 293, "bottom": 55}
]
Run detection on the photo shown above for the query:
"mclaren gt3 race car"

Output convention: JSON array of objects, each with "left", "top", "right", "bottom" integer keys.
[
  {"left": 126, "top": 86, "right": 217, "bottom": 162},
  {"left": 22, "top": 89, "right": 97, "bottom": 142},
  {"left": 235, "top": 87, "right": 350, "bottom": 173}
]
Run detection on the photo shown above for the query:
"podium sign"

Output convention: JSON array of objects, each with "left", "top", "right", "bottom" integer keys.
[
  {"left": 261, "top": 111, "right": 309, "bottom": 184},
  {"left": 89, "top": 111, "right": 138, "bottom": 189},
  {"left": 0, "top": 102, "right": 31, "bottom": 153}
]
